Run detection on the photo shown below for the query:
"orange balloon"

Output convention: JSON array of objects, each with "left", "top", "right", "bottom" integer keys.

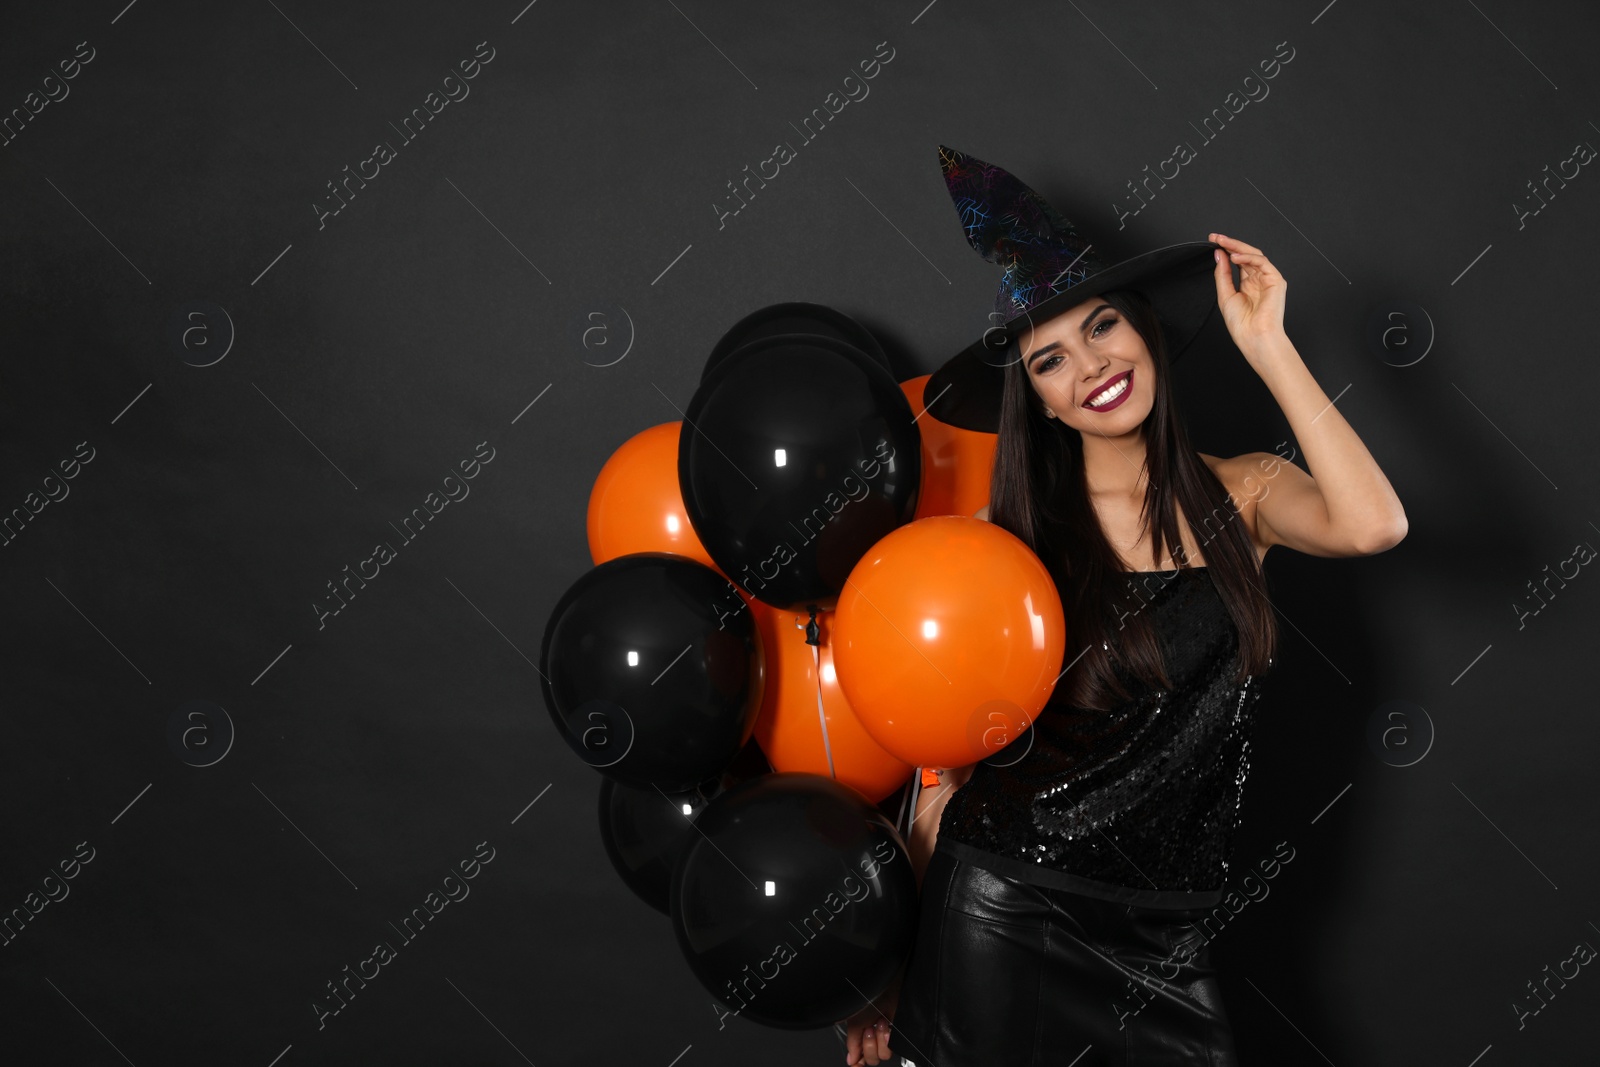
[
  {"left": 588, "top": 422, "right": 720, "bottom": 571},
  {"left": 832, "top": 516, "right": 1065, "bottom": 768},
  {"left": 747, "top": 596, "right": 914, "bottom": 804},
  {"left": 900, "top": 374, "right": 996, "bottom": 520}
]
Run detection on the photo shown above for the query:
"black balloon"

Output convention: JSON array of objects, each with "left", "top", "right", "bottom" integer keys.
[
  {"left": 679, "top": 334, "right": 921, "bottom": 611},
  {"left": 598, "top": 777, "right": 713, "bottom": 917},
  {"left": 670, "top": 773, "right": 919, "bottom": 1030},
  {"left": 598, "top": 741, "right": 773, "bottom": 916},
  {"left": 540, "top": 553, "right": 764, "bottom": 790},
  {"left": 702, "top": 302, "right": 891, "bottom": 382}
]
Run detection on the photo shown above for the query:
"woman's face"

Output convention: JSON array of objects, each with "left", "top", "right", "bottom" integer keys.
[{"left": 1019, "top": 294, "right": 1154, "bottom": 436}]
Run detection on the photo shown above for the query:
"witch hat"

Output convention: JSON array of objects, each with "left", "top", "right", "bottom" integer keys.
[{"left": 923, "top": 144, "right": 1222, "bottom": 433}]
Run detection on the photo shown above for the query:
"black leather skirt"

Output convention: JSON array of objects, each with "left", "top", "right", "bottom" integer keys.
[{"left": 886, "top": 842, "right": 1241, "bottom": 1066}]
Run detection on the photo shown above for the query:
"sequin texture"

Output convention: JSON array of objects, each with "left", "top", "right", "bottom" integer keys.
[{"left": 938, "top": 566, "right": 1268, "bottom": 897}]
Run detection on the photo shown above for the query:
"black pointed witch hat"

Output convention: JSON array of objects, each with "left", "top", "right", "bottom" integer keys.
[{"left": 924, "top": 144, "right": 1222, "bottom": 433}]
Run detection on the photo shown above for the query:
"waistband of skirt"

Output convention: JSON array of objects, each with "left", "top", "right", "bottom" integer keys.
[{"left": 936, "top": 836, "right": 1225, "bottom": 911}]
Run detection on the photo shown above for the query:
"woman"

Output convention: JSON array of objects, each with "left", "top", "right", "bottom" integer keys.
[{"left": 841, "top": 148, "right": 1407, "bottom": 1066}]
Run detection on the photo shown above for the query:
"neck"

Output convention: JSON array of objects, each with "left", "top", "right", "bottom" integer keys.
[{"left": 1078, "top": 426, "right": 1148, "bottom": 497}]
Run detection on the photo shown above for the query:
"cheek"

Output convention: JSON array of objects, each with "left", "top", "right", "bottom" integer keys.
[{"left": 1044, "top": 380, "right": 1077, "bottom": 409}]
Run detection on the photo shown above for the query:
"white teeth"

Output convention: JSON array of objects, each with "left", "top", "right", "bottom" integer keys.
[{"left": 1086, "top": 375, "right": 1129, "bottom": 408}]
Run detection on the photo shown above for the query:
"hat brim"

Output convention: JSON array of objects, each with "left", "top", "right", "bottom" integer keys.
[{"left": 922, "top": 241, "right": 1221, "bottom": 433}]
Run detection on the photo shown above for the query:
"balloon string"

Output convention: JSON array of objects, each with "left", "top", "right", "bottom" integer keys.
[
  {"left": 899, "top": 768, "right": 919, "bottom": 841},
  {"left": 812, "top": 639, "right": 838, "bottom": 780},
  {"left": 804, "top": 608, "right": 837, "bottom": 780}
]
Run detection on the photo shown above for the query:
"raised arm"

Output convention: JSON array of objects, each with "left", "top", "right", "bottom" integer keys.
[{"left": 1209, "top": 231, "right": 1408, "bottom": 557}]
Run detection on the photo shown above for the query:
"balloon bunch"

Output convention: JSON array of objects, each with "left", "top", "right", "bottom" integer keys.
[{"left": 541, "top": 302, "right": 1069, "bottom": 1029}]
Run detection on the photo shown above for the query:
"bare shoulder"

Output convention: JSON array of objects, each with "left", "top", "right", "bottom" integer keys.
[
  {"left": 1197, "top": 452, "right": 1241, "bottom": 503},
  {"left": 974, "top": 504, "right": 990, "bottom": 521},
  {"left": 1197, "top": 452, "right": 1271, "bottom": 562},
  {"left": 1198, "top": 451, "right": 1278, "bottom": 501}
]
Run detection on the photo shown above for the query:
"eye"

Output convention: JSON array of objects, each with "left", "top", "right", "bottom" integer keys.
[
  {"left": 1091, "top": 316, "right": 1118, "bottom": 337},
  {"left": 1039, "top": 354, "right": 1061, "bottom": 372}
]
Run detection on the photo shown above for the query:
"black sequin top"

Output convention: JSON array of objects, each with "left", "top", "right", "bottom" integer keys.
[{"left": 936, "top": 565, "right": 1267, "bottom": 909}]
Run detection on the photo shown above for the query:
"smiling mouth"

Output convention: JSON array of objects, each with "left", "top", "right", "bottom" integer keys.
[{"left": 1083, "top": 370, "right": 1132, "bottom": 411}]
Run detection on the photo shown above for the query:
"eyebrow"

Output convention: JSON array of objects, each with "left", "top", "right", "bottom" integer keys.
[{"left": 1027, "top": 304, "right": 1115, "bottom": 367}]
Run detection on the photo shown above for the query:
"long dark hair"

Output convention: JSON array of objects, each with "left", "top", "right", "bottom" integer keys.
[{"left": 987, "top": 287, "right": 1277, "bottom": 711}]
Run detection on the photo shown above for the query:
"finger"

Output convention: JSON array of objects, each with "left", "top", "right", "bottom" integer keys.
[
  {"left": 867, "top": 1028, "right": 886, "bottom": 1066},
  {"left": 1229, "top": 254, "right": 1280, "bottom": 285},
  {"left": 846, "top": 1026, "right": 860, "bottom": 1064},
  {"left": 870, "top": 1023, "right": 896, "bottom": 1062},
  {"left": 1212, "top": 247, "right": 1237, "bottom": 303},
  {"left": 1210, "top": 232, "right": 1264, "bottom": 255},
  {"left": 1222, "top": 249, "right": 1273, "bottom": 267}
]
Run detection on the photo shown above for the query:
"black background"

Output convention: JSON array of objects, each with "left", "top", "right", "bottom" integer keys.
[{"left": 3, "top": 0, "right": 1597, "bottom": 1064}]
